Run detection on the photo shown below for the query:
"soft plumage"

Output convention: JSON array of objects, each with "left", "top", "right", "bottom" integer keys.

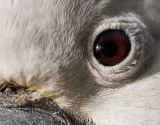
[{"left": 0, "top": 0, "right": 160, "bottom": 125}]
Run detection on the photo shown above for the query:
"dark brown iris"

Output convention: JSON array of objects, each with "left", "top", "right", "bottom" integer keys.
[{"left": 93, "top": 30, "right": 131, "bottom": 66}]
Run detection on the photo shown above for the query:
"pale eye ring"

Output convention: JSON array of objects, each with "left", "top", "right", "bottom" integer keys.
[{"left": 87, "top": 13, "right": 153, "bottom": 87}]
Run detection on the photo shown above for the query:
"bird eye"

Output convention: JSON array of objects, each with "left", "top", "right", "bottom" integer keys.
[
  {"left": 88, "top": 13, "right": 154, "bottom": 86},
  {"left": 93, "top": 30, "right": 131, "bottom": 66}
]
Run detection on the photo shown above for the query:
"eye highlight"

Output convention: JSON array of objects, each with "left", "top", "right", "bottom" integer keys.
[{"left": 93, "top": 30, "right": 131, "bottom": 66}]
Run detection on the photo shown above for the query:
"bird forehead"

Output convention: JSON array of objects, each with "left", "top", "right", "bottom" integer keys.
[
  {"left": 0, "top": 0, "right": 105, "bottom": 30},
  {"left": 0, "top": 0, "right": 107, "bottom": 57}
]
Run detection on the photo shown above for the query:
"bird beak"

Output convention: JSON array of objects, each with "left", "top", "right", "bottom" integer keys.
[
  {"left": 0, "top": 96, "right": 87, "bottom": 125},
  {"left": 0, "top": 89, "right": 94, "bottom": 125},
  {"left": 0, "top": 81, "right": 95, "bottom": 125}
]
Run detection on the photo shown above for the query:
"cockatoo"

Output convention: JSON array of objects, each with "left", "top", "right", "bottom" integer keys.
[{"left": 0, "top": 0, "right": 160, "bottom": 125}]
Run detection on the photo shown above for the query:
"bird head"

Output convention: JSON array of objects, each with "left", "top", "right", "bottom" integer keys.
[{"left": 0, "top": 0, "right": 160, "bottom": 125}]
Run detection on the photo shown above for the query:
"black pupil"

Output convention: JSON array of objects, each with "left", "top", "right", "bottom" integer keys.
[{"left": 96, "top": 42, "right": 118, "bottom": 58}]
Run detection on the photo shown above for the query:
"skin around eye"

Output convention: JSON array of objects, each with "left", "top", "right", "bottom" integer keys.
[{"left": 87, "top": 13, "right": 154, "bottom": 86}]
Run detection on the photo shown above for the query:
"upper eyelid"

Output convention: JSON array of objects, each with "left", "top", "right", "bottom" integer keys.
[
  {"left": 93, "top": 18, "right": 146, "bottom": 38},
  {"left": 92, "top": 13, "right": 146, "bottom": 33},
  {"left": 93, "top": 22, "right": 143, "bottom": 41}
]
